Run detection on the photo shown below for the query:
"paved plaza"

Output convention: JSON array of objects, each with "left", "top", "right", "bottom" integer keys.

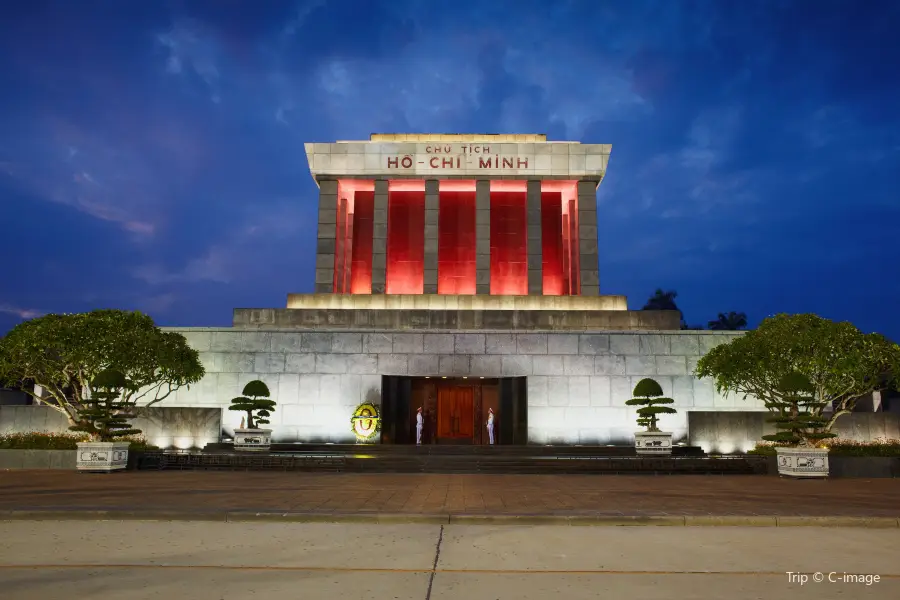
[
  {"left": 1, "top": 471, "right": 899, "bottom": 519},
  {"left": 1, "top": 520, "right": 898, "bottom": 599}
]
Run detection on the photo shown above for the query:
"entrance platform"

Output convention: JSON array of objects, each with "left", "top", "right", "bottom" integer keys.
[{"left": 148, "top": 443, "right": 764, "bottom": 475}]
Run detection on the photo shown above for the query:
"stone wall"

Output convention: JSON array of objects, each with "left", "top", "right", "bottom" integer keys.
[
  {"left": 232, "top": 308, "right": 681, "bottom": 331},
  {"left": 162, "top": 328, "right": 764, "bottom": 444},
  {"left": 689, "top": 412, "right": 900, "bottom": 454},
  {"left": 0, "top": 406, "right": 221, "bottom": 449}
]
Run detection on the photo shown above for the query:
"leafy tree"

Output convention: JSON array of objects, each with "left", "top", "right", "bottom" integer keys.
[
  {"left": 642, "top": 289, "right": 681, "bottom": 314},
  {"left": 0, "top": 310, "right": 204, "bottom": 427},
  {"left": 642, "top": 289, "right": 694, "bottom": 329},
  {"left": 695, "top": 313, "right": 900, "bottom": 435},
  {"left": 625, "top": 378, "right": 677, "bottom": 432},
  {"left": 229, "top": 380, "right": 276, "bottom": 429},
  {"left": 70, "top": 369, "right": 142, "bottom": 442},
  {"left": 761, "top": 372, "right": 836, "bottom": 447},
  {"left": 708, "top": 311, "right": 748, "bottom": 330}
]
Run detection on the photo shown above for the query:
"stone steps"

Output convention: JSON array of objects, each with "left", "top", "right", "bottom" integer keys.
[{"left": 139, "top": 447, "right": 765, "bottom": 475}]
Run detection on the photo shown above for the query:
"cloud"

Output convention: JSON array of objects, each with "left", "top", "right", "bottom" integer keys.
[
  {"left": 157, "top": 19, "right": 222, "bottom": 103},
  {"left": 2, "top": 155, "right": 157, "bottom": 237},
  {"left": 613, "top": 105, "right": 764, "bottom": 220},
  {"left": 0, "top": 304, "right": 44, "bottom": 320},
  {"left": 132, "top": 200, "right": 309, "bottom": 286}
]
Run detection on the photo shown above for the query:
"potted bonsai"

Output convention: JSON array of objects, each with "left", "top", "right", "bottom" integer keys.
[
  {"left": 229, "top": 380, "right": 276, "bottom": 452},
  {"left": 626, "top": 378, "right": 677, "bottom": 455},
  {"left": 70, "top": 368, "right": 140, "bottom": 472},
  {"left": 765, "top": 372, "right": 835, "bottom": 478}
]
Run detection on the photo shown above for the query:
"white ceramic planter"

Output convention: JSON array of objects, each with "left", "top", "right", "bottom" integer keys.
[
  {"left": 233, "top": 428, "right": 272, "bottom": 452},
  {"left": 775, "top": 447, "right": 830, "bottom": 478},
  {"left": 634, "top": 431, "right": 673, "bottom": 455},
  {"left": 76, "top": 441, "right": 130, "bottom": 472}
]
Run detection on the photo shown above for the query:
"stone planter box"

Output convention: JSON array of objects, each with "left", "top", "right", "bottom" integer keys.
[
  {"left": 634, "top": 431, "right": 673, "bottom": 455},
  {"left": 775, "top": 447, "right": 829, "bottom": 478},
  {"left": 0, "top": 449, "right": 77, "bottom": 470},
  {"left": 76, "top": 441, "right": 130, "bottom": 472},
  {"left": 233, "top": 428, "right": 272, "bottom": 452}
]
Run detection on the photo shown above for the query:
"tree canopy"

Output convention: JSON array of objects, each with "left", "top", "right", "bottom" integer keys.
[
  {"left": 642, "top": 289, "right": 681, "bottom": 314},
  {"left": 695, "top": 313, "right": 900, "bottom": 432},
  {"left": 0, "top": 310, "right": 205, "bottom": 426},
  {"left": 761, "top": 372, "right": 836, "bottom": 447},
  {"left": 70, "top": 368, "right": 142, "bottom": 442},
  {"left": 229, "top": 379, "right": 276, "bottom": 429},
  {"left": 708, "top": 311, "right": 748, "bottom": 330},
  {"left": 625, "top": 377, "right": 677, "bottom": 432}
]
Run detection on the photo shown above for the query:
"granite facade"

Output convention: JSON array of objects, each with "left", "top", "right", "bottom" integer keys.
[
  {"left": 0, "top": 406, "right": 221, "bottom": 449},
  {"left": 161, "top": 328, "right": 766, "bottom": 445}
]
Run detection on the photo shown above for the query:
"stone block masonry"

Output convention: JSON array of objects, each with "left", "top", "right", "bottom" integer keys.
[{"left": 164, "top": 328, "right": 764, "bottom": 445}]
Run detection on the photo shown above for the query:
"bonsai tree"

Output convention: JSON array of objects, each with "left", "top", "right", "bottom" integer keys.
[
  {"left": 0, "top": 310, "right": 204, "bottom": 429},
  {"left": 762, "top": 372, "right": 836, "bottom": 448},
  {"left": 696, "top": 313, "right": 900, "bottom": 434},
  {"left": 229, "top": 380, "right": 276, "bottom": 429},
  {"left": 625, "top": 378, "right": 677, "bottom": 432},
  {"left": 69, "top": 369, "right": 142, "bottom": 442}
]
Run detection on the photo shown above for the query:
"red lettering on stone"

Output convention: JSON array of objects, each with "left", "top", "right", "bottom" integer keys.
[
  {"left": 400, "top": 155, "right": 413, "bottom": 168},
  {"left": 479, "top": 157, "right": 492, "bottom": 168},
  {"left": 442, "top": 157, "right": 454, "bottom": 168},
  {"left": 517, "top": 157, "right": 528, "bottom": 169},
  {"left": 387, "top": 157, "right": 399, "bottom": 168},
  {"left": 430, "top": 156, "right": 440, "bottom": 168},
  {"left": 502, "top": 157, "right": 514, "bottom": 169}
]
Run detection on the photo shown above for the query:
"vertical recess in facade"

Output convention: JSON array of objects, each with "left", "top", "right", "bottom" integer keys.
[
  {"left": 385, "top": 180, "right": 426, "bottom": 294},
  {"left": 489, "top": 181, "right": 528, "bottom": 295},
  {"left": 438, "top": 180, "right": 477, "bottom": 294}
]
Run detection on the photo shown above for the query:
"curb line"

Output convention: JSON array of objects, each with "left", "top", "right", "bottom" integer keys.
[{"left": 0, "top": 511, "right": 898, "bottom": 527}]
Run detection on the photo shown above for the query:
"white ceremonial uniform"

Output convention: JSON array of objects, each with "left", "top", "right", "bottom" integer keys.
[
  {"left": 487, "top": 412, "right": 494, "bottom": 445},
  {"left": 416, "top": 412, "right": 423, "bottom": 445}
]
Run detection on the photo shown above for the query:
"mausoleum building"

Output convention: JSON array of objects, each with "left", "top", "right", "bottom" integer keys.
[{"left": 162, "top": 134, "right": 765, "bottom": 448}]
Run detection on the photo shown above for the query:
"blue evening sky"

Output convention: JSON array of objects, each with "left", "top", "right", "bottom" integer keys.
[{"left": 1, "top": 0, "right": 898, "bottom": 338}]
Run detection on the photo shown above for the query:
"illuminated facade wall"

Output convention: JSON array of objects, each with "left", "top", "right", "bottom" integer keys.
[
  {"left": 437, "top": 181, "right": 477, "bottom": 295},
  {"left": 385, "top": 181, "right": 425, "bottom": 294},
  {"left": 323, "top": 178, "right": 593, "bottom": 297}
]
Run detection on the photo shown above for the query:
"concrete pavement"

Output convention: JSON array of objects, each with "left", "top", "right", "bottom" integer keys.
[
  {"left": 2, "top": 471, "right": 900, "bottom": 518},
  {"left": 1, "top": 521, "right": 898, "bottom": 599}
]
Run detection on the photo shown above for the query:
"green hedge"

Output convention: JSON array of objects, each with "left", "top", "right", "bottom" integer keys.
[
  {"left": 0, "top": 432, "right": 159, "bottom": 451},
  {"left": 749, "top": 439, "right": 900, "bottom": 457}
]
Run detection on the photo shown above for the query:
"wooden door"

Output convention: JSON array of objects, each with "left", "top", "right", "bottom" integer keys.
[{"left": 437, "top": 385, "right": 474, "bottom": 440}]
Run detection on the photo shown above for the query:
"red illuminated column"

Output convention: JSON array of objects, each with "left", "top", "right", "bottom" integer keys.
[{"left": 540, "top": 191, "right": 564, "bottom": 295}]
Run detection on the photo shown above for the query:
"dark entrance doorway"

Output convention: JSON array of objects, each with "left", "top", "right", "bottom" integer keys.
[{"left": 380, "top": 376, "right": 527, "bottom": 445}]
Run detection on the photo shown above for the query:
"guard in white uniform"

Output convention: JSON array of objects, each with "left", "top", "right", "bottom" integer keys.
[
  {"left": 416, "top": 407, "right": 423, "bottom": 445},
  {"left": 487, "top": 408, "right": 495, "bottom": 445}
]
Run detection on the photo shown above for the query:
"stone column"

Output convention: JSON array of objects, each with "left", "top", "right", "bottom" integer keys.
[
  {"left": 577, "top": 180, "right": 600, "bottom": 296},
  {"left": 371, "top": 179, "right": 389, "bottom": 294},
  {"left": 314, "top": 179, "right": 338, "bottom": 293},
  {"left": 424, "top": 180, "right": 439, "bottom": 294},
  {"left": 526, "top": 180, "right": 542, "bottom": 295},
  {"left": 475, "top": 180, "right": 491, "bottom": 295}
]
